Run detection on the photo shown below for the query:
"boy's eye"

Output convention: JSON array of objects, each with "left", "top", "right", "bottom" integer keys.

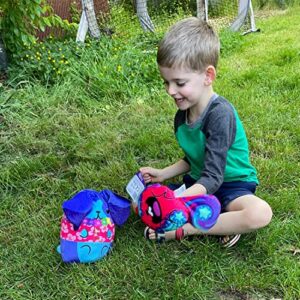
[{"left": 163, "top": 81, "right": 185, "bottom": 87}]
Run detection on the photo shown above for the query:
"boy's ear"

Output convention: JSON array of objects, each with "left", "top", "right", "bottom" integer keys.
[{"left": 204, "top": 65, "right": 216, "bottom": 85}]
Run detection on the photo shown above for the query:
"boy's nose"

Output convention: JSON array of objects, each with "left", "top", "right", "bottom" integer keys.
[{"left": 167, "top": 84, "right": 177, "bottom": 96}]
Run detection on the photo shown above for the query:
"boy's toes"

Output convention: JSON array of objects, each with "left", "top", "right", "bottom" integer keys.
[
  {"left": 144, "top": 226, "right": 179, "bottom": 242},
  {"left": 145, "top": 227, "right": 157, "bottom": 240},
  {"left": 144, "top": 226, "right": 166, "bottom": 242},
  {"left": 219, "top": 234, "right": 241, "bottom": 248},
  {"left": 144, "top": 226, "right": 155, "bottom": 240}
]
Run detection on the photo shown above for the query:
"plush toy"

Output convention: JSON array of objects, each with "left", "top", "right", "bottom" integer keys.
[
  {"left": 138, "top": 184, "right": 221, "bottom": 235},
  {"left": 57, "top": 189, "right": 131, "bottom": 263}
]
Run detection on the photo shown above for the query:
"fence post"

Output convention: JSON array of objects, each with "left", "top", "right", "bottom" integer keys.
[
  {"left": 196, "top": 0, "right": 206, "bottom": 21},
  {"left": 136, "top": 0, "right": 155, "bottom": 32}
]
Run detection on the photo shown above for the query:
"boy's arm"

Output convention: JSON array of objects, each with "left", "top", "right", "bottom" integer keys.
[
  {"left": 140, "top": 159, "right": 190, "bottom": 184},
  {"left": 162, "top": 159, "right": 191, "bottom": 180},
  {"left": 197, "top": 102, "right": 236, "bottom": 194},
  {"left": 180, "top": 183, "right": 207, "bottom": 197}
]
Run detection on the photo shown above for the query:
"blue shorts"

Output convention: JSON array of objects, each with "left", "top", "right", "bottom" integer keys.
[{"left": 169, "top": 175, "right": 257, "bottom": 211}]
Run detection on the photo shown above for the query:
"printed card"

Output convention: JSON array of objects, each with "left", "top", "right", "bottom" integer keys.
[{"left": 126, "top": 172, "right": 146, "bottom": 204}]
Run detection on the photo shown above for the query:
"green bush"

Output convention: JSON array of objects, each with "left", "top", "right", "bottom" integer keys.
[
  {"left": 67, "top": 35, "right": 161, "bottom": 102},
  {"left": 9, "top": 38, "right": 84, "bottom": 85},
  {"left": 8, "top": 33, "right": 161, "bottom": 91},
  {"left": 0, "top": 0, "right": 75, "bottom": 55}
]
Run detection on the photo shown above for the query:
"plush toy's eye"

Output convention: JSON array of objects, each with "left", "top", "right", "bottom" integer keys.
[{"left": 106, "top": 209, "right": 110, "bottom": 214}]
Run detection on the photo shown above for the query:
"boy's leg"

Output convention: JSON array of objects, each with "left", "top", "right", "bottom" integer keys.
[
  {"left": 146, "top": 194, "right": 272, "bottom": 240},
  {"left": 200, "top": 194, "right": 272, "bottom": 235}
]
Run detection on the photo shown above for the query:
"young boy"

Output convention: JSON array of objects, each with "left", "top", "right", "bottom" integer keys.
[{"left": 140, "top": 17, "right": 272, "bottom": 247}]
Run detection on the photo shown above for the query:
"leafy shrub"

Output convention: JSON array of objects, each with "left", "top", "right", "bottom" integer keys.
[
  {"left": 0, "top": 0, "right": 76, "bottom": 55},
  {"left": 8, "top": 31, "right": 161, "bottom": 93},
  {"left": 148, "top": 0, "right": 192, "bottom": 15},
  {"left": 8, "top": 38, "right": 79, "bottom": 85},
  {"left": 67, "top": 35, "right": 161, "bottom": 102}
]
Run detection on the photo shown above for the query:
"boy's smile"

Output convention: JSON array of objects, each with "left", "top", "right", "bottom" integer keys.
[{"left": 159, "top": 66, "right": 215, "bottom": 120}]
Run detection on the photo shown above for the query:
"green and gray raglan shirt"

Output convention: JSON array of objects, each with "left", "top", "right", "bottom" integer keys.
[{"left": 174, "top": 94, "right": 258, "bottom": 194}]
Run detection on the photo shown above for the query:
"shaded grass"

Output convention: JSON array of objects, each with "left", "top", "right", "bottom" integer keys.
[{"left": 1, "top": 6, "right": 300, "bottom": 300}]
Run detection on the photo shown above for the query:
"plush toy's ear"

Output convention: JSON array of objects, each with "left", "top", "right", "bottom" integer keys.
[
  {"left": 99, "top": 190, "right": 131, "bottom": 226},
  {"left": 62, "top": 189, "right": 99, "bottom": 230},
  {"left": 182, "top": 194, "right": 221, "bottom": 231}
]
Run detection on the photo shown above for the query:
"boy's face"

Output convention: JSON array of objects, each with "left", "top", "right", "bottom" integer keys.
[{"left": 159, "top": 66, "right": 211, "bottom": 111}]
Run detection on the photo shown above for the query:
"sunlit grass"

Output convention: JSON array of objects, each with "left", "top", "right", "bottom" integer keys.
[{"left": 0, "top": 6, "right": 299, "bottom": 300}]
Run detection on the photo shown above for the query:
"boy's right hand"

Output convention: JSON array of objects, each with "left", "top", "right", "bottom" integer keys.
[{"left": 139, "top": 167, "right": 165, "bottom": 184}]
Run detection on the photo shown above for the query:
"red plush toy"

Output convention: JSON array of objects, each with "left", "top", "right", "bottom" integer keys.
[{"left": 137, "top": 184, "right": 221, "bottom": 233}]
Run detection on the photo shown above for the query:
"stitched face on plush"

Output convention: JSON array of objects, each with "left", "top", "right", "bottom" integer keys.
[
  {"left": 86, "top": 200, "right": 110, "bottom": 221},
  {"left": 139, "top": 185, "right": 189, "bottom": 231}
]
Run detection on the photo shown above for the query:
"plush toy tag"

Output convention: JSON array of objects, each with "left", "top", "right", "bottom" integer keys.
[
  {"left": 126, "top": 172, "right": 146, "bottom": 205},
  {"left": 174, "top": 184, "right": 186, "bottom": 197}
]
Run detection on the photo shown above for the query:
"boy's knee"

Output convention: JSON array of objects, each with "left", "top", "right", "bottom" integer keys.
[{"left": 244, "top": 201, "right": 273, "bottom": 230}]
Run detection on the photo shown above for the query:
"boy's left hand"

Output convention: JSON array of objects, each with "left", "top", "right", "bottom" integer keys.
[{"left": 139, "top": 167, "right": 165, "bottom": 184}]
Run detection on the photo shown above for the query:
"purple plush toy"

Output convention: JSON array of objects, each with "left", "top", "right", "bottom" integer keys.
[{"left": 57, "top": 189, "right": 131, "bottom": 263}]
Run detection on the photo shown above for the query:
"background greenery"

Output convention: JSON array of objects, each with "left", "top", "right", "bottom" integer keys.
[
  {"left": 0, "top": 3, "right": 299, "bottom": 300},
  {"left": 0, "top": 0, "right": 75, "bottom": 55}
]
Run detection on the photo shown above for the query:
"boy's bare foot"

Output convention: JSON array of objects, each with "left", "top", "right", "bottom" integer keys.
[{"left": 144, "top": 226, "right": 184, "bottom": 242}]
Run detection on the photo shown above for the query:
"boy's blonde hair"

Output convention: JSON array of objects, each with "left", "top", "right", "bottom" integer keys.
[{"left": 157, "top": 17, "right": 220, "bottom": 72}]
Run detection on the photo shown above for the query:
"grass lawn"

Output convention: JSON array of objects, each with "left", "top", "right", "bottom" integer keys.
[{"left": 0, "top": 6, "right": 299, "bottom": 300}]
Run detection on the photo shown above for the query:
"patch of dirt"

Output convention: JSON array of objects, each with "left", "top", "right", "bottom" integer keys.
[
  {"left": 218, "top": 290, "right": 254, "bottom": 300},
  {"left": 217, "top": 290, "right": 283, "bottom": 300}
]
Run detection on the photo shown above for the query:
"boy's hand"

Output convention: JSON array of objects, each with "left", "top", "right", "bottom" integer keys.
[{"left": 139, "top": 167, "right": 165, "bottom": 184}]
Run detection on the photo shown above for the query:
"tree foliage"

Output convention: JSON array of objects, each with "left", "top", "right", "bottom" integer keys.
[{"left": 0, "top": 0, "right": 75, "bottom": 54}]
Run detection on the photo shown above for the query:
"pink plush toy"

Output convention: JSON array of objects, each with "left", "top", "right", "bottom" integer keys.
[{"left": 137, "top": 184, "right": 221, "bottom": 233}]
